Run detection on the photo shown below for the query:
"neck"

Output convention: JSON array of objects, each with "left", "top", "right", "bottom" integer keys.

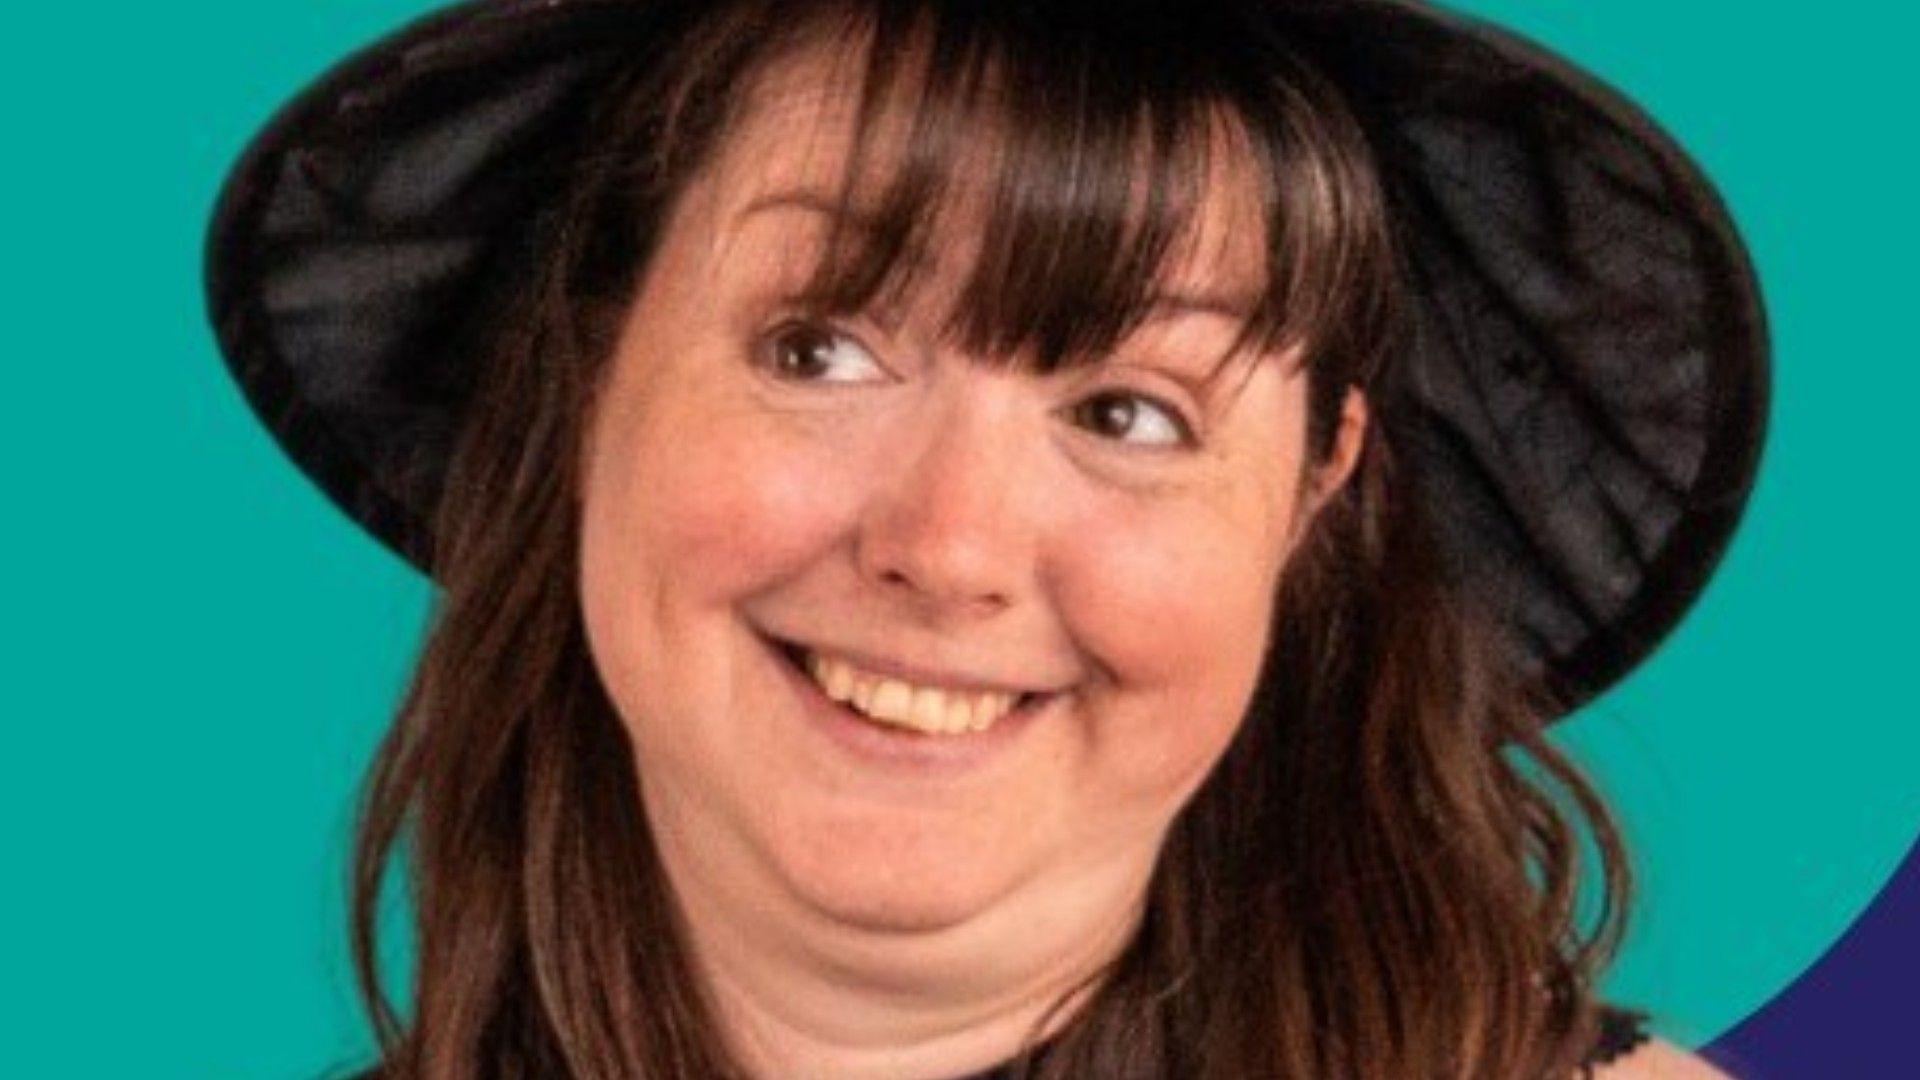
[{"left": 646, "top": 792, "right": 1156, "bottom": 1080}]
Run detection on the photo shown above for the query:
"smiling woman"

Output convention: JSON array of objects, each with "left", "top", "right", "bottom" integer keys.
[
  {"left": 572, "top": 34, "right": 1370, "bottom": 1062},
  {"left": 203, "top": 1, "right": 1767, "bottom": 1078}
]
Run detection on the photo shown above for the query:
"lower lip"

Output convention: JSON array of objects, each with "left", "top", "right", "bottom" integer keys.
[{"left": 759, "top": 633, "right": 1057, "bottom": 773}]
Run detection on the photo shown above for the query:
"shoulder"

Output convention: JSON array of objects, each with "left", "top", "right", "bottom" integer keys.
[{"left": 1589, "top": 1037, "right": 1734, "bottom": 1079}]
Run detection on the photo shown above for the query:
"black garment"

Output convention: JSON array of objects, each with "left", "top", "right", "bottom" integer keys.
[
  {"left": 1581, "top": 1006, "right": 1655, "bottom": 1074},
  {"left": 951, "top": 1005, "right": 1652, "bottom": 1079}
]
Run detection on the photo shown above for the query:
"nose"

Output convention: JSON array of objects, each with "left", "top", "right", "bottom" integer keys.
[{"left": 854, "top": 385, "right": 1036, "bottom": 624}]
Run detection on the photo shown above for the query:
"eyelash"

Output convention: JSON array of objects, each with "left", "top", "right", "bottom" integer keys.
[{"left": 754, "top": 317, "right": 1201, "bottom": 451}]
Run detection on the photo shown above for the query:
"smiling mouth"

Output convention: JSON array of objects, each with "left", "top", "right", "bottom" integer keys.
[{"left": 766, "top": 635, "right": 1049, "bottom": 736}]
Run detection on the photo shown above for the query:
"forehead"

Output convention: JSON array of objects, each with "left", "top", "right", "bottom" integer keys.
[{"left": 686, "top": 37, "right": 1272, "bottom": 313}]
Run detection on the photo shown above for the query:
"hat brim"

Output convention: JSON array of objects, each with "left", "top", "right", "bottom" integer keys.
[{"left": 205, "top": 0, "right": 1769, "bottom": 721}]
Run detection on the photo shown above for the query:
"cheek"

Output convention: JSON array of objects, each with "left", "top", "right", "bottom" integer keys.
[
  {"left": 577, "top": 382, "right": 844, "bottom": 762},
  {"left": 585, "top": 384, "right": 849, "bottom": 608},
  {"left": 1057, "top": 498, "right": 1283, "bottom": 799}
]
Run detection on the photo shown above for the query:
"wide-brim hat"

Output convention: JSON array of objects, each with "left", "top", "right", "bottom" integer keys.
[{"left": 203, "top": 0, "right": 1769, "bottom": 721}]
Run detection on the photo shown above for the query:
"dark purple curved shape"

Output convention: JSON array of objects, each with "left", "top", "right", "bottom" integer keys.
[{"left": 1703, "top": 831, "right": 1920, "bottom": 1078}]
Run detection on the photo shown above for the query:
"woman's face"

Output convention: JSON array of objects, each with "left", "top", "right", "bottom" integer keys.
[{"left": 578, "top": 49, "right": 1361, "bottom": 935}]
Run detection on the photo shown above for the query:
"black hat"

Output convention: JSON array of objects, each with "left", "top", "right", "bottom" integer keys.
[{"left": 203, "top": 0, "right": 1769, "bottom": 720}]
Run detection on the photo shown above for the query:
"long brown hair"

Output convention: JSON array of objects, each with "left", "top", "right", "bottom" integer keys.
[{"left": 343, "top": 1, "right": 1632, "bottom": 1076}]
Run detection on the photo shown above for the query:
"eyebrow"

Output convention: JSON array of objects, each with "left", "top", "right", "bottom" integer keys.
[{"left": 735, "top": 188, "right": 1260, "bottom": 324}]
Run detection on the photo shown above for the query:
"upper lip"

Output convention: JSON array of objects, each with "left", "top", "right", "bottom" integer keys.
[{"left": 769, "top": 633, "right": 1065, "bottom": 698}]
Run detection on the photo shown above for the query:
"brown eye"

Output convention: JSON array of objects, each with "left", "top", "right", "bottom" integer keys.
[
  {"left": 759, "top": 320, "right": 889, "bottom": 384},
  {"left": 1069, "top": 390, "right": 1194, "bottom": 449}
]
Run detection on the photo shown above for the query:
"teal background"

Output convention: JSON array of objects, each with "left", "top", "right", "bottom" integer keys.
[{"left": 3, "top": 1, "right": 1914, "bottom": 1074}]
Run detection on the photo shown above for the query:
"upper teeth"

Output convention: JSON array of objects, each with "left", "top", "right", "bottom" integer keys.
[{"left": 803, "top": 651, "right": 1023, "bottom": 735}]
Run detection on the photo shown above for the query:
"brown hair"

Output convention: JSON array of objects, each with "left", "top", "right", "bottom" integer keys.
[{"left": 343, "top": 1, "right": 1631, "bottom": 1076}]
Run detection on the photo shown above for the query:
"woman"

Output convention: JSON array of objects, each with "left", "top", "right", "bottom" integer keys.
[{"left": 205, "top": 0, "right": 1768, "bottom": 1076}]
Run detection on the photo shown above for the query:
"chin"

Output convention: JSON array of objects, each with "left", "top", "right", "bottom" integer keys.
[
  {"left": 769, "top": 822, "right": 1015, "bottom": 933},
  {"left": 806, "top": 887, "right": 986, "bottom": 934}
]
